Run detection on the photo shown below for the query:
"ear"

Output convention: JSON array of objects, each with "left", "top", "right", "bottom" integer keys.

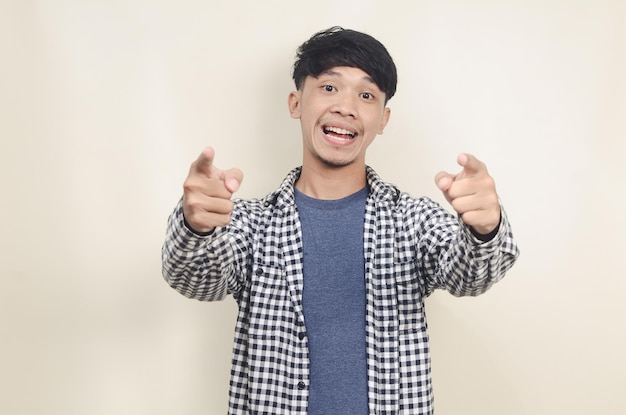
[
  {"left": 288, "top": 91, "right": 301, "bottom": 119},
  {"left": 378, "top": 107, "right": 391, "bottom": 134}
]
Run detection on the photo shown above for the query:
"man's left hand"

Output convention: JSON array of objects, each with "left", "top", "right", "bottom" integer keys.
[{"left": 435, "top": 153, "right": 501, "bottom": 236}]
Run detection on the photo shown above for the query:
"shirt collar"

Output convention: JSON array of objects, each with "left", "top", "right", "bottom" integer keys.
[{"left": 265, "top": 166, "right": 400, "bottom": 210}]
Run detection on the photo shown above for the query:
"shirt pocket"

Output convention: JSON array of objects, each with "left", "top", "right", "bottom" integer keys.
[
  {"left": 248, "top": 263, "right": 293, "bottom": 340},
  {"left": 394, "top": 254, "right": 427, "bottom": 335}
]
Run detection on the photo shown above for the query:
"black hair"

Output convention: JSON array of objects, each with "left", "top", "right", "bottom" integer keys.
[{"left": 292, "top": 26, "right": 397, "bottom": 102}]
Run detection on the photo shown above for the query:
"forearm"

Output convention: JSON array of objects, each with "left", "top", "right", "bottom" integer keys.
[
  {"left": 161, "top": 200, "right": 235, "bottom": 301},
  {"left": 417, "top": 197, "right": 518, "bottom": 297},
  {"left": 438, "top": 206, "right": 519, "bottom": 296}
]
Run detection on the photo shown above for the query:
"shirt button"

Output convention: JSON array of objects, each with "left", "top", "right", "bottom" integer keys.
[
  {"left": 297, "top": 381, "right": 306, "bottom": 390},
  {"left": 255, "top": 267, "right": 264, "bottom": 276},
  {"left": 298, "top": 332, "right": 306, "bottom": 340}
]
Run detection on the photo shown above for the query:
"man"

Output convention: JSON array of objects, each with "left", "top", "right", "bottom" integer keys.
[{"left": 162, "top": 26, "right": 519, "bottom": 415}]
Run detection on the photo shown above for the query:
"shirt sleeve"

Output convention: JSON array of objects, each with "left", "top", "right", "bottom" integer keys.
[
  {"left": 161, "top": 199, "right": 237, "bottom": 302},
  {"left": 417, "top": 198, "right": 519, "bottom": 297}
]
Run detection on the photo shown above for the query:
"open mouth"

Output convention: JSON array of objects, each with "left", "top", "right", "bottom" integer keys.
[{"left": 323, "top": 125, "right": 357, "bottom": 141}]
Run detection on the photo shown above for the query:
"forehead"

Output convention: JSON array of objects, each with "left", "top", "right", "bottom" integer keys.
[{"left": 310, "top": 66, "right": 380, "bottom": 89}]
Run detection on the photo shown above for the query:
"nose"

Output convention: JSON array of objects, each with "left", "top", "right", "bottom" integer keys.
[{"left": 331, "top": 92, "right": 358, "bottom": 118}]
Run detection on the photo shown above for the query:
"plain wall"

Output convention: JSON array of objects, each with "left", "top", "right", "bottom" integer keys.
[{"left": 1, "top": 0, "right": 624, "bottom": 414}]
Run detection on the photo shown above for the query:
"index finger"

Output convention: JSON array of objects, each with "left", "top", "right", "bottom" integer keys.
[
  {"left": 458, "top": 153, "right": 486, "bottom": 175},
  {"left": 192, "top": 147, "right": 216, "bottom": 177}
]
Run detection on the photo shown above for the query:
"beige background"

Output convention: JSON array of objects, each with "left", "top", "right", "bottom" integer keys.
[{"left": 1, "top": 0, "right": 624, "bottom": 414}]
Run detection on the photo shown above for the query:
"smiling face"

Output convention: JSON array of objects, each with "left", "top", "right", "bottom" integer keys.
[{"left": 288, "top": 66, "right": 391, "bottom": 171}]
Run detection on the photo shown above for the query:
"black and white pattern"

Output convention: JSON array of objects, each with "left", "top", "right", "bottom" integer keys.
[{"left": 162, "top": 166, "right": 519, "bottom": 415}]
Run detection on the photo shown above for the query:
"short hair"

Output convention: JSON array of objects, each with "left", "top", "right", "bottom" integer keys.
[{"left": 292, "top": 26, "right": 397, "bottom": 102}]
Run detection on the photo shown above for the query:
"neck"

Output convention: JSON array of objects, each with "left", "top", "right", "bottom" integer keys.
[{"left": 296, "top": 163, "right": 367, "bottom": 200}]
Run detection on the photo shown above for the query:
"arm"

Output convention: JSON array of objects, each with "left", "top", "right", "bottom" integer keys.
[
  {"left": 423, "top": 154, "right": 519, "bottom": 295},
  {"left": 161, "top": 201, "right": 236, "bottom": 301},
  {"left": 418, "top": 201, "right": 519, "bottom": 297},
  {"left": 161, "top": 147, "right": 244, "bottom": 301}
]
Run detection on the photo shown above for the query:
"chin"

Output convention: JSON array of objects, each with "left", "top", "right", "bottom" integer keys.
[{"left": 316, "top": 154, "right": 355, "bottom": 169}]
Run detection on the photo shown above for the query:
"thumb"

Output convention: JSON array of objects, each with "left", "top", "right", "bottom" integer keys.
[
  {"left": 435, "top": 171, "right": 454, "bottom": 192},
  {"left": 223, "top": 168, "right": 244, "bottom": 193}
]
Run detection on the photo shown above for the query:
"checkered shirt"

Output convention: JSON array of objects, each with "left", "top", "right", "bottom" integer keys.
[{"left": 162, "top": 166, "right": 519, "bottom": 415}]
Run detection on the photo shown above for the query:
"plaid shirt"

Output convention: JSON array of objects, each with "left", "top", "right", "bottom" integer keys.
[{"left": 162, "top": 166, "right": 519, "bottom": 415}]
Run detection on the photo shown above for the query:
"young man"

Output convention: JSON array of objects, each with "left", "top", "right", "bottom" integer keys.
[{"left": 162, "top": 26, "right": 519, "bottom": 415}]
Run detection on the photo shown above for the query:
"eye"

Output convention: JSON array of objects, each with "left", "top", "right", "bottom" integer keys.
[
  {"left": 361, "top": 92, "right": 374, "bottom": 100},
  {"left": 322, "top": 84, "right": 335, "bottom": 92}
]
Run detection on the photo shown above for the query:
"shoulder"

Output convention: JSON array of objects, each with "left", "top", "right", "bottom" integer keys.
[
  {"left": 230, "top": 167, "right": 301, "bottom": 222},
  {"left": 366, "top": 165, "right": 450, "bottom": 217}
]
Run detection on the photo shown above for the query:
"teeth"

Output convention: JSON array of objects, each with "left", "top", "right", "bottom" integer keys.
[{"left": 325, "top": 126, "right": 355, "bottom": 137}]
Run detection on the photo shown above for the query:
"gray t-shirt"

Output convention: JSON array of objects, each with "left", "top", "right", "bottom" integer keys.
[{"left": 296, "top": 186, "right": 369, "bottom": 414}]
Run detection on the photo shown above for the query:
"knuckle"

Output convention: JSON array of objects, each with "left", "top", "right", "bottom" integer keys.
[
  {"left": 183, "top": 193, "right": 200, "bottom": 208},
  {"left": 182, "top": 181, "right": 194, "bottom": 194},
  {"left": 218, "top": 214, "right": 233, "bottom": 227},
  {"left": 183, "top": 176, "right": 202, "bottom": 193}
]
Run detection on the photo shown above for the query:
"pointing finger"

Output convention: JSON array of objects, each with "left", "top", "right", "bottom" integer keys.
[
  {"left": 457, "top": 153, "right": 486, "bottom": 176},
  {"left": 192, "top": 147, "right": 216, "bottom": 177}
]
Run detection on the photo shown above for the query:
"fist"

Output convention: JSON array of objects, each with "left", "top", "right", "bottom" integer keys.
[
  {"left": 182, "top": 147, "right": 244, "bottom": 233},
  {"left": 435, "top": 153, "right": 500, "bottom": 235}
]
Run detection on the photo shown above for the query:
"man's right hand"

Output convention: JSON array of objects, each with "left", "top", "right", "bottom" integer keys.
[{"left": 182, "top": 147, "right": 244, "bottom": 233}]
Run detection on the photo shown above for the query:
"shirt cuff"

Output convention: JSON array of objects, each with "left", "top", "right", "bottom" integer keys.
[{"left": 469, "top": 217, "right": 501, "bottom": 242}]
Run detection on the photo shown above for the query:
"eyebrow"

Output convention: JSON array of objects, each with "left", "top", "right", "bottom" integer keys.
[{"left": 321, "top": 69, "right": 376, "bottom": 85}]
